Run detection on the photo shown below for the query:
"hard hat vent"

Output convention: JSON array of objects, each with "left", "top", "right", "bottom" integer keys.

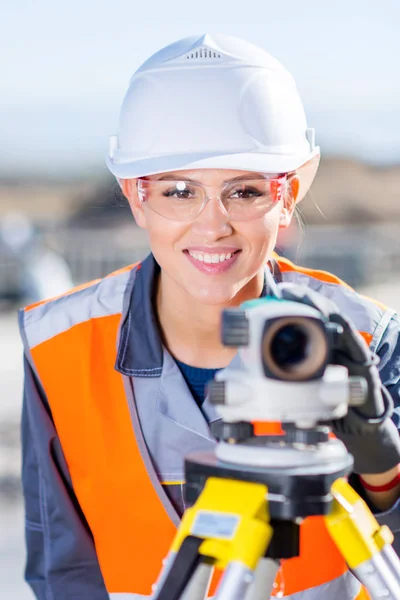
[{"left": 184, "top": 46, "right": 222, "bottom": 60}]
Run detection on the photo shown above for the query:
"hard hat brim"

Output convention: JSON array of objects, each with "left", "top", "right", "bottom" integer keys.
[{"left": 106, "top": 148, "right": 320, "bottom": 180}]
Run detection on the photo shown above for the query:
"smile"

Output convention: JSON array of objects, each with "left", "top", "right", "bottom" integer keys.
[
  {"left": 183, "top": 249, "right": 241, "bottom": 274},
  {"left": 187, "top": 251, "right": 234, "bottom": 263}
]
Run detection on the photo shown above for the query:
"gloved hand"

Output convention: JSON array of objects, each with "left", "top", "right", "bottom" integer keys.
[{"left": 277, "top": 283, "right": 400, "bottom": 474}]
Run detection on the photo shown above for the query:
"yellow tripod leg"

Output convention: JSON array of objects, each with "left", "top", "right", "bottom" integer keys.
[
  {"left": 163, "top": 477, "right": 274, "bottom": 599},
  {"left": 325, "top": 478, "right": 400, "bottom": 599},
  {"left": 173, "top": 477, "right": 273, "bottom": 571}
]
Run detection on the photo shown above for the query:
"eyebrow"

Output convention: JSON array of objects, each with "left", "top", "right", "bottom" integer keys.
[{"left": 154, "top": 173, "right": 278, "bottom": 184}]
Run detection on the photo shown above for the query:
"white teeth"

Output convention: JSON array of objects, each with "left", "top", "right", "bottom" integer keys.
[{"left": 188, "top": 251, "right": 235, "bottom": 263}]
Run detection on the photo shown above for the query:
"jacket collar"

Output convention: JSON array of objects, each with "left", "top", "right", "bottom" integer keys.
[{"left": 115, "top": 252, "right": 280, "bottom": 377}]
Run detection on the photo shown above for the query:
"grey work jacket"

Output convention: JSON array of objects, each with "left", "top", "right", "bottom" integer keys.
[{"left": 20, "top": 253, "right": 400, "bottom": 600}]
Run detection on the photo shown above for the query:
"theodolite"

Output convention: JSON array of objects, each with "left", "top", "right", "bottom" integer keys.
[{"left": 152, "top": 297, "right": 400, "bottom": 600}]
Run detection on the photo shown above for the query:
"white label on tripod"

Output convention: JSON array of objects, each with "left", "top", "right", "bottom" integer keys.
[{"left": 191, "top": 511, "right": 240, "bottom": 539}]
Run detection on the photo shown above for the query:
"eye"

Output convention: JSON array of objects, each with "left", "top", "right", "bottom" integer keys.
[
  {"left": 162, "top": 181, "right": 196, "bottom": 199},
  {"left": 229, "top": 184, "right": 264, "bottom": 199}
]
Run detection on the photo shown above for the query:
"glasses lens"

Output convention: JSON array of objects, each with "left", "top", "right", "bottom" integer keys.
[
  {"left": 138, "top": 180, "right": 205, "bottom": 221},
  {"left": 222, "top": 179, "right": 284, "bottom": 221}
]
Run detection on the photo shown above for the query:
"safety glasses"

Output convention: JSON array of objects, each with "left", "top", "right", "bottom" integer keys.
[{"left": 137, "top": 176, "right": 288, "bottom": 222}]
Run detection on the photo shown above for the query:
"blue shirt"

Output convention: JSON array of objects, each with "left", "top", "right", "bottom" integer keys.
[{"left": 175, "top": 359, "right": 221, "bottom": 406}]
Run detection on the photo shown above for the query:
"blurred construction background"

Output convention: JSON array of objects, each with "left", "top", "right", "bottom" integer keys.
[{"left": 1, "top": 0, "right": 400, "bottom": 597}]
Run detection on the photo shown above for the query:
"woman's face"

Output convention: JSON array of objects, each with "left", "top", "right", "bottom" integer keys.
[{"left": 123, "top": 169, "right": 295, "bottom": 306}]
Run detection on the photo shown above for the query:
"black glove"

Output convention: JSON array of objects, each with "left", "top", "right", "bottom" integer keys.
[{"left": 277, "top": 283, "right": 400, "bottom": 474}]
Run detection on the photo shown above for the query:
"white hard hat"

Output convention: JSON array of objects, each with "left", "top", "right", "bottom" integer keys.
[{"left": 107, "top": 34, "right": 319, "bottom": 192}]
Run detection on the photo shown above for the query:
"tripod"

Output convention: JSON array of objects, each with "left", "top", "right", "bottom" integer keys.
[{"left": 152, "top": 427, "right": 400, "bottom": 600}]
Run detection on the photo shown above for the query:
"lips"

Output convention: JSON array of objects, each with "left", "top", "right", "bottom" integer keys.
[{"left": 183, "top": 249, "right": 241, "bottom": 274}]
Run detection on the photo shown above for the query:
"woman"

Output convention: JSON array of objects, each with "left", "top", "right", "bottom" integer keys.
[{"left": 20, "top": 34, "right": 400, "bottom": 600}]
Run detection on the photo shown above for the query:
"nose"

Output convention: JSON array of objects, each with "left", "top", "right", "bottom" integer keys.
[{"left": 191, "top": 196, "right": 233, "bottom": 239}]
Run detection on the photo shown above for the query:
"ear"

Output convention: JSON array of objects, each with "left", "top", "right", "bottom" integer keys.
[
  {"left": 120, "top": 179, "right": 147, "bottom": 229},
  {"left": 279, "top": 177, "right": 297, "bottom": 228}
]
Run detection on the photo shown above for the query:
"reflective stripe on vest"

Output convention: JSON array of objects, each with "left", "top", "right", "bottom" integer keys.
[{"left": 22, "top": 261, "right": 373, "bottom": 599}]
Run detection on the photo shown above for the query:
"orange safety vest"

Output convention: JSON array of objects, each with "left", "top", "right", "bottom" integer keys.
[{"left": 24, "top": 259, "right": 373, "bottom": 599}]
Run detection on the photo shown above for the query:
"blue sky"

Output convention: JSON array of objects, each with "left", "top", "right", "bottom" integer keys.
[{"left": 2, "top": 0, "right": 400, "bottom": 176}]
